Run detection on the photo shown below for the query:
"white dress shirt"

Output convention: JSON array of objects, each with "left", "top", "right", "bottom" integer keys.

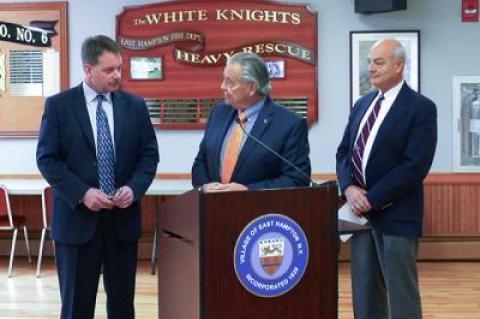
[
  {"left": 355, "top": 80, "right": 404, "bottom": 184},
  {"left": 82, "top": 82, "right": 115, "bottom": 154}
]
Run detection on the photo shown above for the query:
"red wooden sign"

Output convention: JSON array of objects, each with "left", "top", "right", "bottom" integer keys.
[{"left": 116, "top": 0, "right": 317, "bottom": 129}]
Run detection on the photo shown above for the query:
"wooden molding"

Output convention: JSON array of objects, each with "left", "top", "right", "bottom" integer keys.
[{"left": 339, "top": 237, "right": 480, "bottom": 261}]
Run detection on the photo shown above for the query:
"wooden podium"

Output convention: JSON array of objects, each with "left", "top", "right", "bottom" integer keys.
[{"left": 157, "top": 182, "right": 338, "bottom": 318}]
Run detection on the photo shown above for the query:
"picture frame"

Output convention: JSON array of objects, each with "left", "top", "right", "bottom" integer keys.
[
  {"left": 452, "top": 76, "right": 480, "bottom": 172},
  {"left": 0, "top": 2, "right": 68, "bottom": 137},
  {"left": 350, "top": 30, "right": 420, "bottom": 106},
  {"left": 265, "top": 60, "right": 285, "bottom": 79},
  {"left": 129, "top": 57, "right": 162, "bottom": 80}
]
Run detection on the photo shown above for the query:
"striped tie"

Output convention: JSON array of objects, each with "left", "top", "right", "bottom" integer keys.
[
  {"left": 351, "top": 95, "right": 384, "bottom": 187},
  {"left": 221, "top": 111, "right": 247, "bottom": 183}
]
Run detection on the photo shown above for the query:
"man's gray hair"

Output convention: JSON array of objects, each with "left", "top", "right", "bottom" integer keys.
[
  {"left": 393, "top": 42, "right": 406, "bottom": 61},
  {"left": 227, "top": 52, "right": 271, "bottom": 96},
  {"left": 81, "top": 35, "right": 121, "bottom": 66}
]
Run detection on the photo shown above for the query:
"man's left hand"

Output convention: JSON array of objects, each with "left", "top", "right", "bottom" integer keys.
[
  {"left": 202, "top": 182, "right": 248, "bottom": 193},
  {"left": 223, "top": 183, "right": 248, "bottom": 192},
  {"left": 111, "top": 186, "right": 134, "bottom": 208}
]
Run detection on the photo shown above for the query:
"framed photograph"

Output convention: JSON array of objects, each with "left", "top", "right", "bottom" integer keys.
[
  {"left": 130, "top": 57, "right": 162, "bottom": 80},
  {"left": 452, "top": 76, "right": 480, "bottom": 172},
  {"left": 350, "top": 30, "right": 420, "bottom": 106},
  {"left": 265, "top": 60, "right": 285, "bottom": 79},
  {"left": 0, "top": 2, "right": 68, "bottom": 137}
]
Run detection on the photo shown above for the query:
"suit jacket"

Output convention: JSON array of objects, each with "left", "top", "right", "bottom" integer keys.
[
  {"left": 192, "top": 97, "right": 311, "bottom": 189},
  {"left": 36, "top": 84, "right": 159, "bottom": 244},
  {"left": 336, "top": 83, "right": 437, "bottom": 237}
]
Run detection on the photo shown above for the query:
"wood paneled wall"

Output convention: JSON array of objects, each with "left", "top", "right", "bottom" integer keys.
[
  {"left": 1, "top": 173, "right": 480, "bottom": 260},
  {"left": 423, "top": 174, "right": 480, "bottom": 236}
]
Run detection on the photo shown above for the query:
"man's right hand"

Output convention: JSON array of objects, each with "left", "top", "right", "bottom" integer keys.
[
  {"left": 344, "top": 185, "right": 372, "bottom": 215},
  {"left": 82, "top": 188, "right": 114, "bottom": 211}
]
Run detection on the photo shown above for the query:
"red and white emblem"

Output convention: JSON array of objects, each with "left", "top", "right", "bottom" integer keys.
[{"left": 259, "top": 238, "right": 284, "bottom": 276}]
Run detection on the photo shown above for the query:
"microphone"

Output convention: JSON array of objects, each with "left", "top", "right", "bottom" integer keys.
[{"left": 235, "top": 116, "right": 318, "bottom": 187}]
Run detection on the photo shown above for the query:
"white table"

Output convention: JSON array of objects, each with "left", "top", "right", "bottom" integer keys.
[{"left": 0, "top": 179, "right": 192, "bottom": 196}]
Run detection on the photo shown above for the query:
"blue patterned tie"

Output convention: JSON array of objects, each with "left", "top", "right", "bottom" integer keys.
[{"left": 96, "top": 94, "right": 115, "bottom": 196}]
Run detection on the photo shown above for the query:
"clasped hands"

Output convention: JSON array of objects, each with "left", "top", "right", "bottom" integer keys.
[
  {"left": 82, "top": 186, "right": 134, "bottom": 211},
  {"left": 344, "top": 185, "right": 372, "bottom": 217},
  {"left": 202, "top": 182, "right": 248, "bottom": 193}
]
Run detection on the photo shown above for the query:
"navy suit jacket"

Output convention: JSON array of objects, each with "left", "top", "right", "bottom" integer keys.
[
  {"left": 336, "top": 83, "right": 437, "bottom": 236},
  {"left": 192, "top": 97, "right": 311, "bottom": 189},
  {"left": 36, "top": 84, "right": 159, "bottom": 244}
]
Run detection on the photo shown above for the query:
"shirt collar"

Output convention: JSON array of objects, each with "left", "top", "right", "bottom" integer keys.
[
  {"left": 379, "top": 80, "right": 404, "bottom": 101},
  {"left": 82, "top": 81, "right": 112, "bottom": 104},
  {"left": 240, "top": 97, "right": 266, "bottom": 121}
]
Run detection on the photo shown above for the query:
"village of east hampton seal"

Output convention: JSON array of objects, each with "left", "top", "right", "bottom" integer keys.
[{"left": 233, "top": 214, "right": 309, "bottom": 297}]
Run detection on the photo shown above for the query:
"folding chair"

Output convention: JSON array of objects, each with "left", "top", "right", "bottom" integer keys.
[
  {"left": 36, "top": 185, "right": 54, "bottom": 277},
  {"left": 0, "top": 184, "right": 31, "bottom": 277}
]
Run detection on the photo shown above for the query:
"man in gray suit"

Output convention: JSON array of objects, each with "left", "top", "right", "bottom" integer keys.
[{"left": 336, "top": 39, "right": 437, "bottom": 319}]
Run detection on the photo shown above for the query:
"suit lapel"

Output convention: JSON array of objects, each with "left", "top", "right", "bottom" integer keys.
[
  {"left": 350, "top": 93, "right": 377, "bottom": 149},
  {"left": 111, "top": 90, "right": 125, "bottom": 159},
  {"left": 71, "top": 84, "right": 95, "bottom": 152},
  {"left": 232, "top": 99, "right": 274, "bottom": 180},
  {"left": 367, "top": 84, "right": 411, "bottom": 163}
]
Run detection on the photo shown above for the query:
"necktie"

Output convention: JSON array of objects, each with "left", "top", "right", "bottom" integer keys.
[
  {"left": 96, "top": 94, "right": 115, "bottom": 195},
  {"left": 351, "top": 94, "right": 384, "bottom": 187},
  {"left": 221, "top": 111, "right": 247, "bottom": 184}
]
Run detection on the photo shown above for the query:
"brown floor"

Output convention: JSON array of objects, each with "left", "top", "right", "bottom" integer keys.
[{"left": 0, "top": 258, "right": 479, "bottom": 318}]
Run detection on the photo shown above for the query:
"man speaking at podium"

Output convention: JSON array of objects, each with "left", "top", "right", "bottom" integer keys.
[{"left": 192, "top": 52, "right": 311, "bottom": 192}]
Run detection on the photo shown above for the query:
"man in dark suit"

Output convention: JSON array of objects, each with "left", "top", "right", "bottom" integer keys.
[
  {"left": 192, "top": 52, "right": 311, "bottom": 192},
  {"left": 336, "top": 39, "right": 437, "bottom": 319},
  {"left": 36, "top": 35, "right": 159, "bottom": 319}
]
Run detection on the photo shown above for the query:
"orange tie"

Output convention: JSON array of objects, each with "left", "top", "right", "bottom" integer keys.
[{"left": 221, "top": 111, "right": 247, "bottom": 183}]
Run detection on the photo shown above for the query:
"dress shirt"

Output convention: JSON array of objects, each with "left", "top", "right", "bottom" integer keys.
[
  {"left": 220, "top": 98, "right": 266, "bottom": 166},
  {"left": 355, "top": 80, "right": 404, "bottom": 184},
  {"left": 82, "top": 81, "right": 115, "bottom": 155}
]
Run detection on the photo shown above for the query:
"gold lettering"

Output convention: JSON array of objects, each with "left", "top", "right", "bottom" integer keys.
[
  {"left": 190, "top": 53, "right": 200, "bottom": 63},
  {"left": 163, "top": 12, "right": 177, "bottom": 23},
  {"left": 216, "top": 9, "right": 229, "bottom": 21},
  {"left": 291, "top": 13, "right": 301, "bottom": 25},
  {"left": 277, "top": 11, "right": 289, "bottom": 24},
  {"left": 242, "top": 46, "right": 254, "bottom": 53},
  {"left": 255, "top": 44, "right": 265, "bottom": 54},
  {"left": 133, "top": 19, "right": 145, "bottom": 26},
  {"left": 251, "top": 10, "right": 264, "bottom": 22},
  {"left": 175, "top": 49, "right": 190, "bottom": 62},
  {"left": 207, "top": 54, "right": 222, "bottom": 64},
  {"left": 145, "top": 14, "right": 161, "bottom": 25},
  {"left": 263, "top": 11, "right": 278, "bottom": 23},
  {"left": 288, "top": 45, "right": 301, "bottom": 57},
  {"left": 186, "top": 32, "right": 201, "bottom": 41},
  {"left": 275, "top": 44, "right": 287, "bottom": 54},
  {"left": 301, "top": 49, "right": 312, "bottom": 61},
  {"left": 244, "top": 10, "right": 252, "bottom": 21},
  {"left": 200, "top": 55, "right": 213, "bottom": 64},
  {"left": 185, "top": 10, "right": 194, "bottom": 21},
  {"left": 231, "top": 9, "right": 244, "bottom": 21},
  {"left": 265, "top": 43, "right": 275, "bottom": 53},
  {"left": 198, "top": 10, "right": 208, "bottom": 21}
]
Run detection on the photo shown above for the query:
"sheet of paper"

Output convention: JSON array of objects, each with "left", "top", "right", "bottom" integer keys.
[{"left": 338, "top": 203, "right": 368, "bottom": 242}]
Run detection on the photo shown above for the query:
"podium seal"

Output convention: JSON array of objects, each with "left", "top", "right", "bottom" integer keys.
[{"left": 233, "top": 214, "right": 309, "bottom": 297}]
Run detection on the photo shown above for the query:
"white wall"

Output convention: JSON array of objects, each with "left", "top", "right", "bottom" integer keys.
[{"left": 0, "top": 0, "right": 478, "bottom": 174}]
